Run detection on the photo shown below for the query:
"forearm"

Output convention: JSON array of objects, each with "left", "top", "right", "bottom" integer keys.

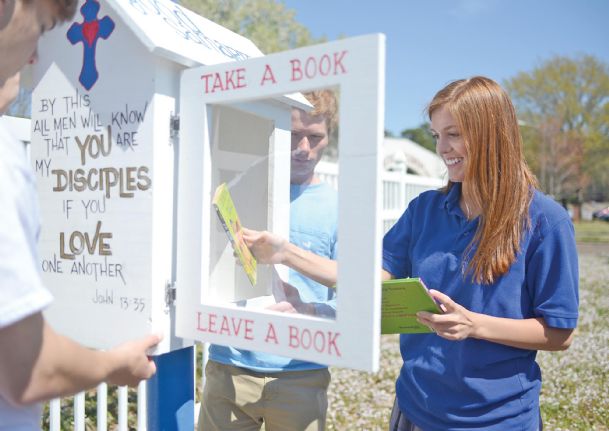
[
  {"left": 0, "top": 313, "right": 117, "bottom": 405},
  {"left": 470, "top": 314, "right": 574, "bottom": 351},
  {"left": 23, "top": 322, "right": 117, "bottom": 403},
  {"left": 280, "top": 247, "right": 393, "bottom": 287},
  {"left": 282, "top": 242, "right": 338, "bottom": 287}
]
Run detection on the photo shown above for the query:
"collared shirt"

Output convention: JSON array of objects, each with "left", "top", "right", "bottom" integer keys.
[{"left": 382, "top": 183, "right": 579, "bottom": 431}]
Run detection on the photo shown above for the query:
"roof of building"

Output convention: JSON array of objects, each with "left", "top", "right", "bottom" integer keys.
[
  {"left": 383, "top": 137, "right": 446, "bottom": 179},
  {"left": 105, "top": 0, "right": 263, "bottom": 67}
]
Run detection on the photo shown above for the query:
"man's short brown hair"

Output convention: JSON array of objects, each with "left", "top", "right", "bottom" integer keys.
[{"left": 302, "top": 89, "right": 339, "bottom": 136}]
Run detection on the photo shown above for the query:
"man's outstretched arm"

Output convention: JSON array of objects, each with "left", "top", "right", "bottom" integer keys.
[
  {"left": 243, "top": 228, "right": 394, "bottom": 287},
  {"left": 0, "top": 312, "right": 161, "bottom": 406}
]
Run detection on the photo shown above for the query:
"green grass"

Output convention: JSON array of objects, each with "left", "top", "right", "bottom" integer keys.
[
  {"left": 574, "top": 220, "right": 609, "bottom": 243},
  {"left": 537, "top": 251, "right": 609, "bottom": 430}
]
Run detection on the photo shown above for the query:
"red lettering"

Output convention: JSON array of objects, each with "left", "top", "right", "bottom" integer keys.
[
  {"left": 201, "top": 74, "right": 213, "bottom": 93},
  {"left": 289, "top": 325, "right": 299, "bottom": 348},
  {"left": 287, "top": 325, "right": 341, "bottom": 356},
  {"left": 208, "top": 313, "right": 217, "bottom": 333},
  {"left": 201, "top": 69, "right": 247, "bottom": 94},
  {"left": 231, "top": 317, "right": 243, "bottom": 336},
  {"left": 302, "top": 328, "right": 312, "bottom": 349},
  {"left": 244, "top": 319, "right": 254, "bottom": 340},
  {"left": 196, "top": 312, "right": 255, "bottom": 341},
  {"left": 196, "top": 312, "right": 205, "bottom": 331},
  {"left": 236, "top": 68, "right": 246, "bottom": 89},
  {"left": 260, "top": 64, "right": 276, "bottom": 86},
  {"left": 333, "top": 50, "right": 347, "bottom": 75},
  {"left": 219, "top": 315, "right": 230, "bottom": 335},
  {"left": 224, "top": 69, "right": 236, "bottom": 89},
  {"left": 264, "top": 323, "right": 278, "bottom": 344},
  {"left": 290, "top": 59, "right": 303, "bottom": 81},
  {"left": 289, "top": 50, "right": 348, "bottom": 82},
  {"left": 328, "top": 331, "right": 341, "bottom": 357},
  {"left": 319, "top": 54, "right": 331, "bottom": 76},
  {"left": 211, "top": 73, "right": 224, "bottom": 93},
  {"left": 196, "top": 311, "right": 219, "bottom": 333},
  {"left": 305, "top": 56, "right": 316, "bottom": 79},
  {"left": 313, "top": 330, "right": 326, "bottom": 353}
]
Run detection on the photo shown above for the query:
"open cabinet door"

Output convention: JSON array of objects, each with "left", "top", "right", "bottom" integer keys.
[{"left": 176, "top": 34, "right": 385, "bottom": 371}]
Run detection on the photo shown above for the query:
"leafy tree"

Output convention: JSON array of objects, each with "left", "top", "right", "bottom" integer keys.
[
  {"left": 180, "top": 0, "right": 325, "bottom": 54},
  {"left": 505, "top": 55, "right": 609, "bottom": 212},
  {"left": 400, "top": 122, "right": 436, "bottom": 153}
]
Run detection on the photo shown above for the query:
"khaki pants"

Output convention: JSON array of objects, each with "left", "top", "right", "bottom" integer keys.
[{"left": 199, "top": 360, "right": 330, "bottom": 431}]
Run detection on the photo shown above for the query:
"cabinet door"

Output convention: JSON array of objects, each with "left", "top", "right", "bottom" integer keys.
[{"left": 177, "top": 34, "right": 385, "bottom": 371}]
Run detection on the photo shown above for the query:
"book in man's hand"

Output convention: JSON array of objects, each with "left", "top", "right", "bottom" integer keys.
[
  {"left": 381, "top": 277, "right": 442, "bottom": 334},
  {"left": 212, "top": 183, "right": 257, "bottom": 286}
]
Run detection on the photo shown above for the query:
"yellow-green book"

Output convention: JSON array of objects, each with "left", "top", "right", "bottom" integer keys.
[
  {"left": 212, "top": 183, "right": 257, "bottom": 286},
  {"left": 381, "top": 278, "right": 442, "bottom": 334}
]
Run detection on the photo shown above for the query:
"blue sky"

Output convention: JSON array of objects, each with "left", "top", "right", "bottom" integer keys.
[{"left": 283, "top": 0, "right": 609, "bottom": 135}]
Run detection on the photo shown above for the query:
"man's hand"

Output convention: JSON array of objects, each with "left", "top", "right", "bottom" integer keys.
[
  {"left": 0, "top": 315, "right": 163, "bottom": 405},
  {"left": 267, "top": 301, "right": 299, "bottom": 313},
  {"left": 267, "top": 275, "right": 316, "bottom": 315},
  {"left": 242, "top": 228, "right": 287, "bottom": 264},
  {"left": 106, "top": 333, "right": 162, "bottom": 387}
]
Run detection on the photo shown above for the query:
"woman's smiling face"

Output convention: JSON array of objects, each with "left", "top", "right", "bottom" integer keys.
[{"left": 430, "top": 106, "right": 467, "bottom": 183}]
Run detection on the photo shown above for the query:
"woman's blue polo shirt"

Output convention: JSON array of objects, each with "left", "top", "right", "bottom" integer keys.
[{"left": 382, "top": 183, "right": 579, "bottom": 431}]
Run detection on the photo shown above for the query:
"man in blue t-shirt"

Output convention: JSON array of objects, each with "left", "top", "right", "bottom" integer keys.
[{"left": 199, "top": 90, "right": 339, "bottom": 431}]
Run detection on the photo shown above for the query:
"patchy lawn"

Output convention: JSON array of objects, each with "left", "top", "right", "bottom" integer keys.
[{"left": 574, "top": 220, "right": 609, "bottom": 244}]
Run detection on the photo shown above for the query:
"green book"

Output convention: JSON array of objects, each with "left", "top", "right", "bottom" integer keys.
[
  {"left": 381, "top": 277, "right": 442, "bottom": 334},
  {"left": 212, "top": 183, "right": 257, "bottom": 286}
]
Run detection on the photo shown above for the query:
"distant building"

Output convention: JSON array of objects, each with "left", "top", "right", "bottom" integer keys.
[
  {"left": 321, "top": 136, "right": 445, "bottom": 180},
  {"left": 383, "top": 137, "right": 445, "bottom": 179}
]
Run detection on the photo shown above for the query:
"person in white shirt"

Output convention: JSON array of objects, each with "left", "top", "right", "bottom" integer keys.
[{"left": 0, "top": 1, "right": 161, "bottom": 429}]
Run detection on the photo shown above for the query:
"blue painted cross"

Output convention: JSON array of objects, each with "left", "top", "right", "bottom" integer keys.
[{"left": 67, "top": 0, "right": 115, "bottom": 90}]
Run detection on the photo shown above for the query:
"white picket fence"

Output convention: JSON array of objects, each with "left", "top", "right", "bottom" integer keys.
[
  {"left": 315, "top": 160, "right": 446, "bottom": 232},
  {"left": 45, "top": 383, "right": 145, "bottom": 430}
]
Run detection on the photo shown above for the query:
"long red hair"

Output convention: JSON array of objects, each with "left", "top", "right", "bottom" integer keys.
[{"left": 428, "top": 76, "right": 538, "bottom": 284}]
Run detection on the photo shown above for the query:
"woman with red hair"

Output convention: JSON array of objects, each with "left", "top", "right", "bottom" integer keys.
[{"left": 384, "top": 76, "right": 579, "bottom": 430}]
